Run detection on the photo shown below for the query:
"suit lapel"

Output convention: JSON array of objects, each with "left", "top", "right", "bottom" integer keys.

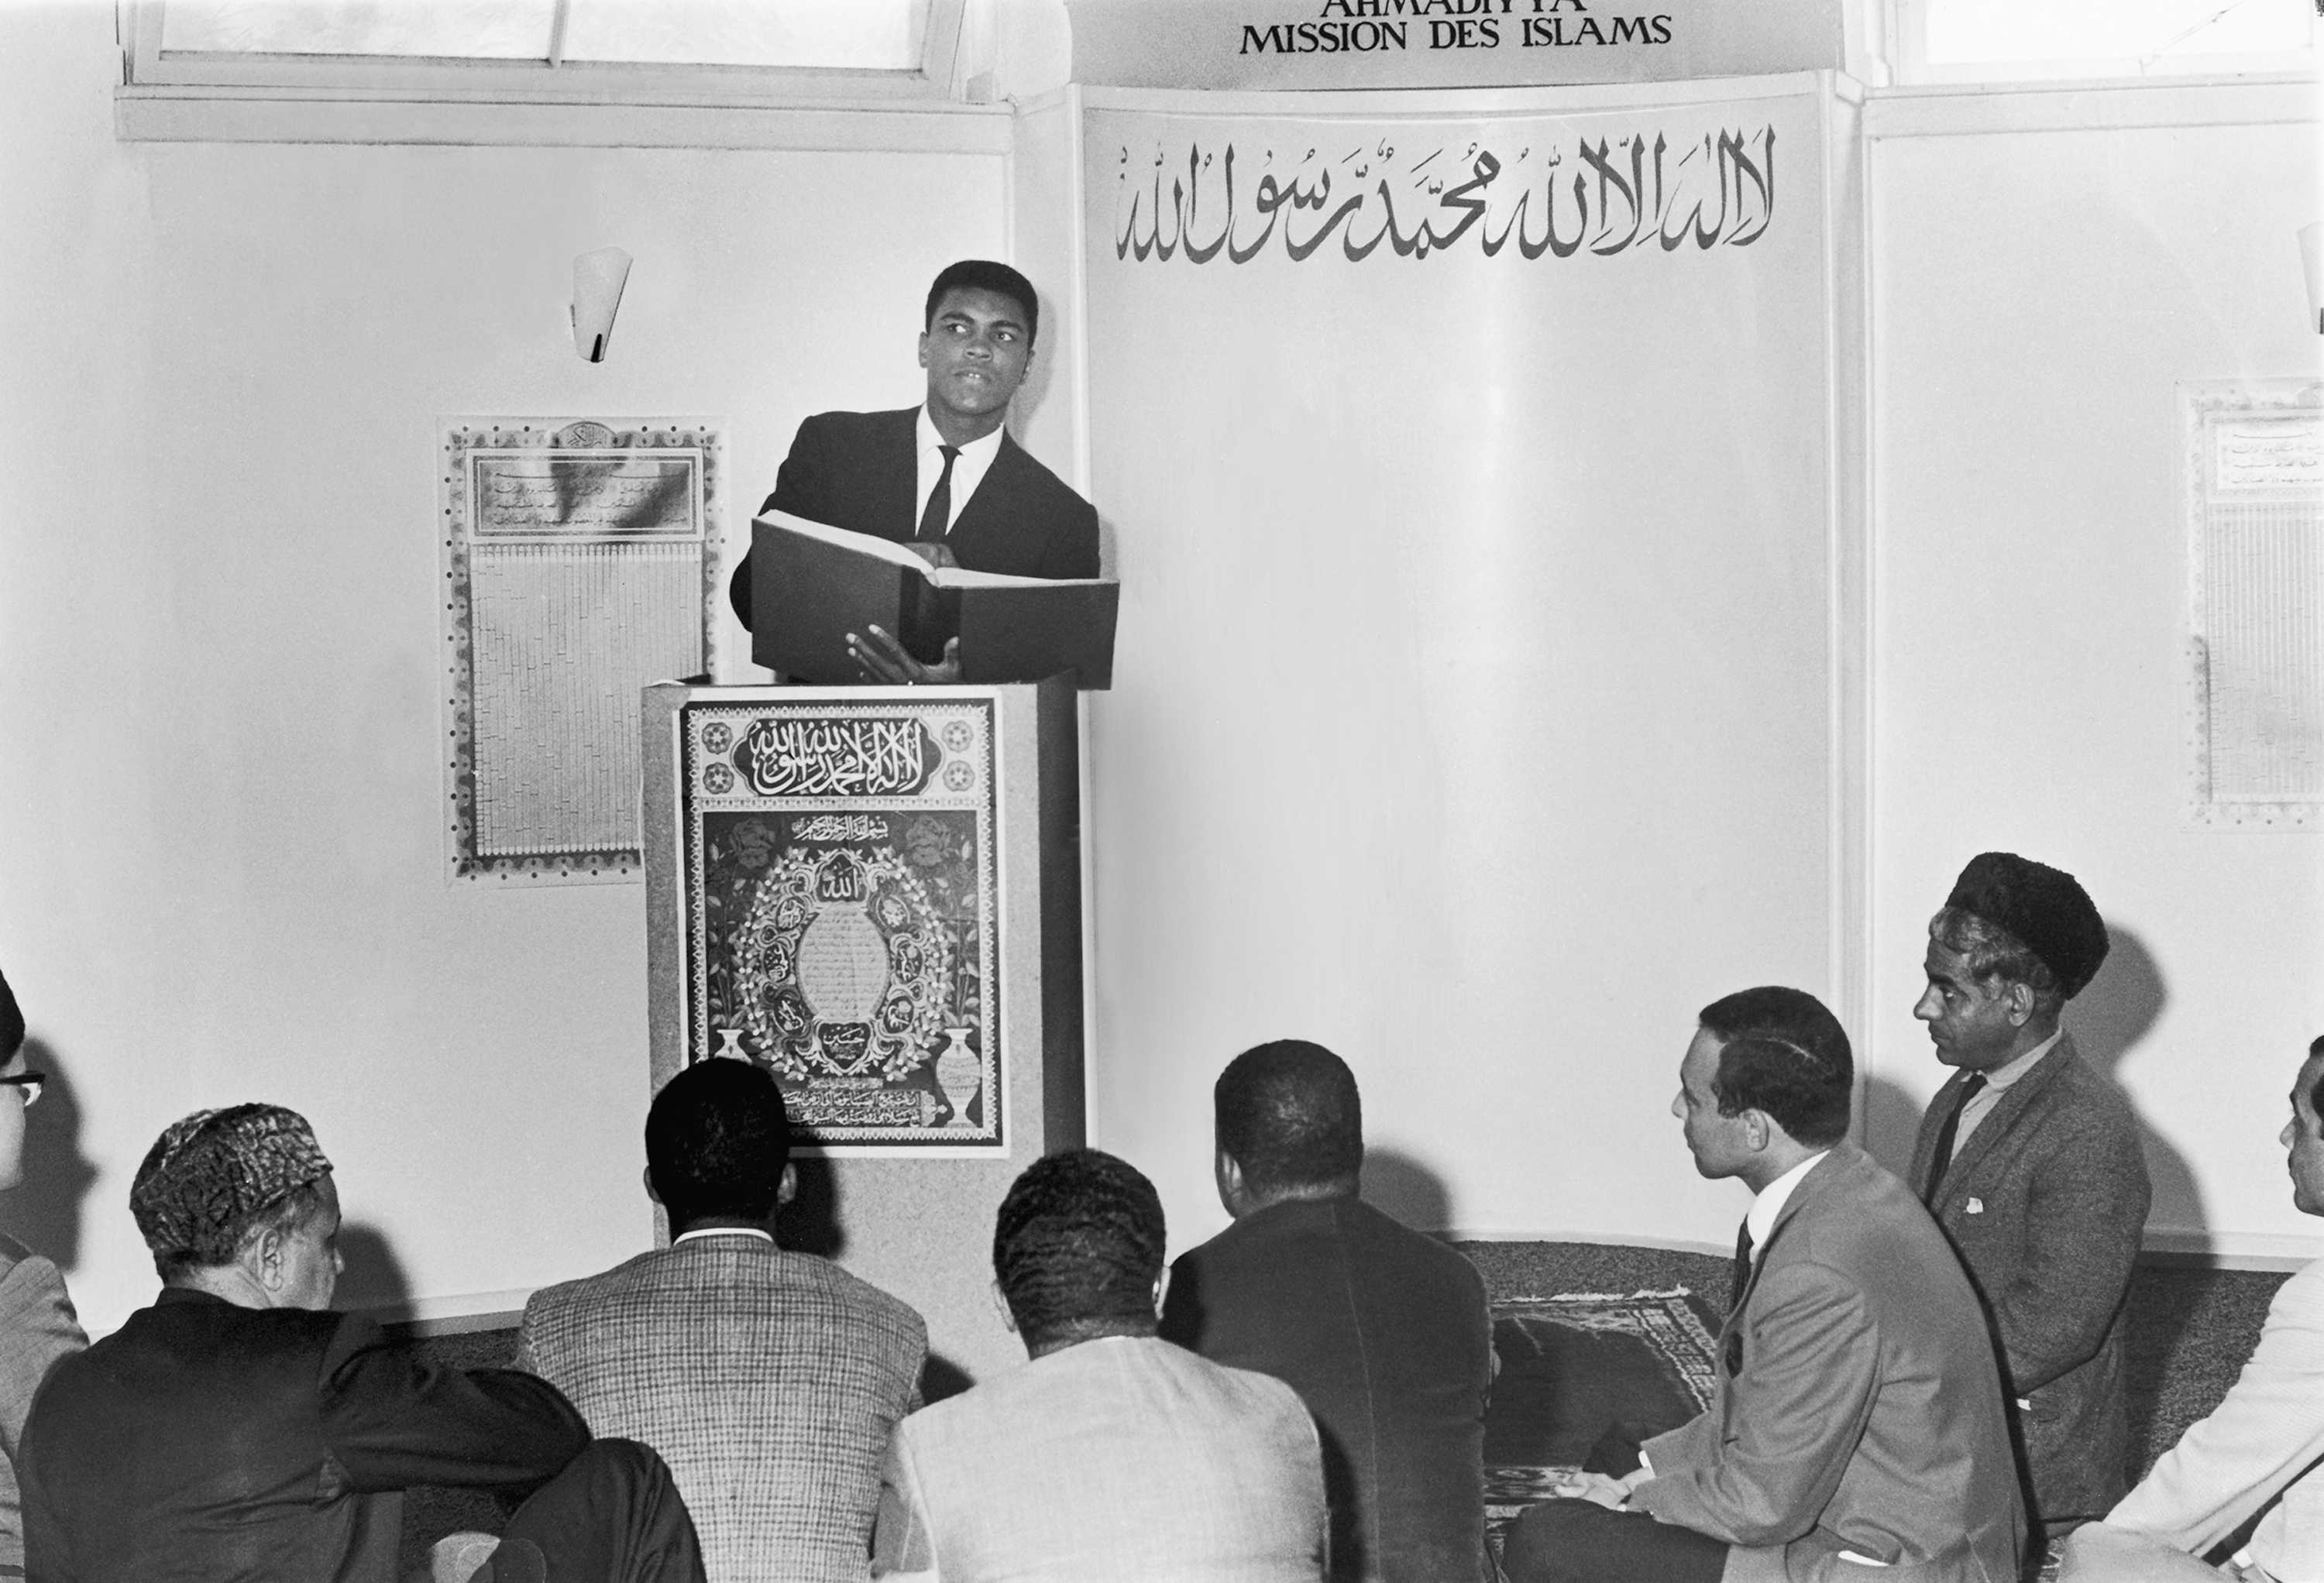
[
  {"left": 1941, "top": 1034, "right": 2076, "bottom": 1202},
  {"left": 948, "top": 431, "right": 1026, "bottom": 547},
  {"left": 868, "top": 408, "right": 920, "bottom": 543},
  {"left": 1723, "top": 1149, "right": 1846, "bottom": 1348}
]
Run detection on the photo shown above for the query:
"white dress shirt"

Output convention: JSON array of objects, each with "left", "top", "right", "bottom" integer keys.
[
  {"left": 1745, "top": 1149, "right": 1833, "bottom": 1259},
  {"left": 915, "top": 408, "right": 1005, "bottom": 537},
  {"left": 673, "top": 1226, "right": 774, "bottom": 1247}
]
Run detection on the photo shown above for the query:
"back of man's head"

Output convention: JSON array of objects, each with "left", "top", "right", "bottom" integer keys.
[
  {"left": 1697, "top": 987, "right": 1853, "bottom": 1149},
  {"left": 0, "top": 964, "right": 20, "bottom": 1062},
  {"left": 992, "top": 1149, "right": 1164, "bottom": 1353},
  {"left": 924, "top": 259, "right": 1039, "bottom": 345},
  {"left": 1215, "top": 1039, "right": 1363, "bottom": 1199},
  {"left": 646, "top": 1059, "right": 790, "bottom": 1234}
]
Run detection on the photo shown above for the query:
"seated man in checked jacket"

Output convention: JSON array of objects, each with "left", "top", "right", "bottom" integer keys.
[{"left": 520, "top": 1059, "right": 928, "bottom": 1583}]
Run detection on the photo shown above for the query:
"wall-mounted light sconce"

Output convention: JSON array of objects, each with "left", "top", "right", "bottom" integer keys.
[
  {"left": 2302, "top": 222, "right": 2323, "bottom": 335},
  {"left": 572, "top": 247, "right": 633, "bottom": 362}
]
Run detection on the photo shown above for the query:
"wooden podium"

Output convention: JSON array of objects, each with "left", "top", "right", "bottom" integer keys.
[{"left": 641, "top": 678, "right": 1085, "bottom": 1384}]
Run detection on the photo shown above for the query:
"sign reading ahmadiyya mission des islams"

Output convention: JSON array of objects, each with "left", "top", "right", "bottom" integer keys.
[{"left": 1065, "top": 0, "right": 1844, "bottom": 90}]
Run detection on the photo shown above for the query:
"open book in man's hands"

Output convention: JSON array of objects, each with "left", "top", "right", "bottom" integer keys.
[{"left": 748, "top": 510, "right": 1119, "bottom": 688}]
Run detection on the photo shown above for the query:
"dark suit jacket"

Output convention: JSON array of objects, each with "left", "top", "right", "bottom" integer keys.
[
  {"left": 730, "top": 407, "right": 1100, "bottom": 629},
  {"left": 1908, "top": 1034, "right": 2150, "bottom": 1523},
  {"left": 1159, "top": 1197, "right": 1494, "bottom": 1583},
  {"left": 22, "top": 1288, "right": 589, "bottom": 1583},
  {"left": 1634, "top": 1145, "right": 2023, "bottom": 1583}
]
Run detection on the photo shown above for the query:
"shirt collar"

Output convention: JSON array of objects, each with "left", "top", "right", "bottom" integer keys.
[
  {"left": 916, "top": 406, "right": 1006, "bottom": 466},
  {"left": 673, "top": 1227, "right": 773, "bottom": 1246},
  {"left": 1982, "top": 1028, "right": 2061, "bottom": 1093},
  {"left": 1745, "top": 1149, "right": 1832, "bottom": 1255}
]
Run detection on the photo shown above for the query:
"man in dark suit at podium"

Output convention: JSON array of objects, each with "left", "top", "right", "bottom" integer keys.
[{"left": 729, "top": 259, "right": 1099, "bottom": 685}]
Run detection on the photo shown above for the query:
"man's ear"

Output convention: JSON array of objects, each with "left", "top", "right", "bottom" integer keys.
[
  {"left": 1741, "top": 1109, "right": 1773, "bottom": 1153},
  {"left": 990, "top": 1278, "right": 1018, "bottom": 1334},
  {"left": 249, "top": 1226, "right": 287, "bottom": 1291},
  {"left": 917, "top": 330, "right": 930, "bottom": 370},
  {"left": 1213, "top": 1145, "right": 1246, "bottom": 1217},
  {"left": 641, "top": 1166, "right": 660, "bottom": 1207},
  {"left": 777, "top": 1162, "right": 798, "bottom": 1209},
  {"left": 2003, "top": 980, "right": 2037, "bottom": 1027}
]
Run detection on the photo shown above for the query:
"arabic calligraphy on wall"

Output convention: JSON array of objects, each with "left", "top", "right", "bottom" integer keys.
[{"left": 1112, "top": 124, "right": 1776, "bottom": 265}]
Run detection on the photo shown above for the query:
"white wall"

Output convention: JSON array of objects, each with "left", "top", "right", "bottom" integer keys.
[
  {"left": 1078, "top": 78, "right": 1853, "bottom": 1259},
  {"left": 1864, "top": 82, "right": 2324, "bottom": 1262},
  {"left": 0, "top": 3, "right": 1012, "bottom": 1334}
]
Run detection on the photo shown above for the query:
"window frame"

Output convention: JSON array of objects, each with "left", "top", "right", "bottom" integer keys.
[
  {"left": 119, "top": 0, "right": 975, "bottom": 108},
  {"left": 1886, "top": 0, "right": 2318, "bottom": 85}
]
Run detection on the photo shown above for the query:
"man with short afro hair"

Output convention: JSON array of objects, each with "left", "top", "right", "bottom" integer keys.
[{"left": 873, "top": 1149, "right": 1326, "bottom": 1581}]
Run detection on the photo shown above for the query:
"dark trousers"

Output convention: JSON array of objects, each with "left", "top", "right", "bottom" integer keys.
[
  {"left": 1501, "top": 1498, "right": 1728, "bottom": 1583},
  {"left": 499, "top": 1438, "right": 705, "bottom": 1583}
]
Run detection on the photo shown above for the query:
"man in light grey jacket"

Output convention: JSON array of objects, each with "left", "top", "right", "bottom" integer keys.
[
  {"left": 0, "top": 963, "right": 84, "bottom": 1581},
  {"left": 2059, "top": 1032, "right": 2324, "bottom": 1583},
  {"left": 872, "top": 1149, "right": 1326, "bottom": 1582}
]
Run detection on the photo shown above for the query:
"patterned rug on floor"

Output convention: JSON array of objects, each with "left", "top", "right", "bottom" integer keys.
[{"left": 1484, "top": 1289, "right": 1721, "bottom": 1544}]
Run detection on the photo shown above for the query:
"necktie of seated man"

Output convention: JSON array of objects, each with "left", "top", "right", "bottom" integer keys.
[
  {"left": 1920, "top": 1072, "right": 1989, "bottom": 1205},
  {"left": 1728, "top": 1221, "right": 1754, "bottom": 1313},
  {"left": 917, "top": 445, "right": 961, "bottom": 543}
]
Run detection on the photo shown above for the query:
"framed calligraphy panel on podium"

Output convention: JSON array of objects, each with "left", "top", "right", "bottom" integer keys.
[{"left": 676, "top": 695, "right": 1005, "bottom": 1155}]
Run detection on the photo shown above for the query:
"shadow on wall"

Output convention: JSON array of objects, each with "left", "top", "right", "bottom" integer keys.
[
  {"left": 2, "top": 1039, "right": 99, "bottom": 1271},
  {"left": 2075, "top": 926, "right": 2204, "bottom": 1241},
  {"left": 334, "top": 1221, "right": 415, "bottom": 1316},
  {"left": 1363, "top": 1145, "right": 1453, "bottom": 1234},
  {"left": 775, "top": 1155, "right": 846, "bottom": 1260}
]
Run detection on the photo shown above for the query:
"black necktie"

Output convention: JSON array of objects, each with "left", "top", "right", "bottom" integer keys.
[
  {"left": 916, "top": 445, "right": 961, "bottom": 543},
  {"left": 1728, "top": 1221, "right": 1754, "bottom": 1313},
  {"left": 1921, "top": 1072, "right": 1989, "bottom": 1205}
]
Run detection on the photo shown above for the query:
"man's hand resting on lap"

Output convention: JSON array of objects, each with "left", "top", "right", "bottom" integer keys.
[{"left": 1551, "top": 1469, "right": 1654, "bottom": 1511}]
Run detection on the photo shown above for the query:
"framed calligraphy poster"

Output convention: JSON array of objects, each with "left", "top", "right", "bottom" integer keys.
[{"left": 676, "top": 695, "right": 1005, "bottom": 1155}]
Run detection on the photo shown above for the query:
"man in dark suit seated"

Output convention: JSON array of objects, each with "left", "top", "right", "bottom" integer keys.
[
  {"left": 1157, "top": 1039, "right": 1494, "bottom": 1583},
  {"left": 22, "top": 1104, "right": 705, "bottom": 1583},
  {"left": 1503, "top": 987, "right": 2023, "bottom": 1583},
  {"left": 730, "top": 258, "right": 1099, "bottom": 685}
]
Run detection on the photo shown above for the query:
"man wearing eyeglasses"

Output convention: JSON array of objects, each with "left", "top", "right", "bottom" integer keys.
[{"left": 0, "top": 963, "right": 84, "bottom": 1581}]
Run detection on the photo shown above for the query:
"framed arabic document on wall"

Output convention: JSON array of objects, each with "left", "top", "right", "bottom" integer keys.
[
  {"left": 440, "top": 417, "right": 728, "bottom": 883},
  {"left": 2183, "top": 381, "right": 2323, "bottom": 829}
]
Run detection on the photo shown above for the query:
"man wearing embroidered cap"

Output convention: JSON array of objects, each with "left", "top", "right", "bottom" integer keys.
[
  {"left": 22, "top": 1104, "right": 708, "bottom": 1583},
  {"left": 1908, "top": 852, "right": 2150, "bottom": 1539}
]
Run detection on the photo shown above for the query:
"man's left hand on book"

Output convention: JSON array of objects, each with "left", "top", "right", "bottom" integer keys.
[{"left": 850, "top": 625, "right": 961, "bottom": 685}]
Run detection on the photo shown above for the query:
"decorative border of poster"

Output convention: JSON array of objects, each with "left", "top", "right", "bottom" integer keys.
[
  {"left": 440, "top": 418, "right": 727, "bottom": 884},
  {"left": 2182, "top": 379, "right": 2323, "bottom": 830},
  {"left": 677, "top": 695, "right": 1005, "bottom": 1156}
]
